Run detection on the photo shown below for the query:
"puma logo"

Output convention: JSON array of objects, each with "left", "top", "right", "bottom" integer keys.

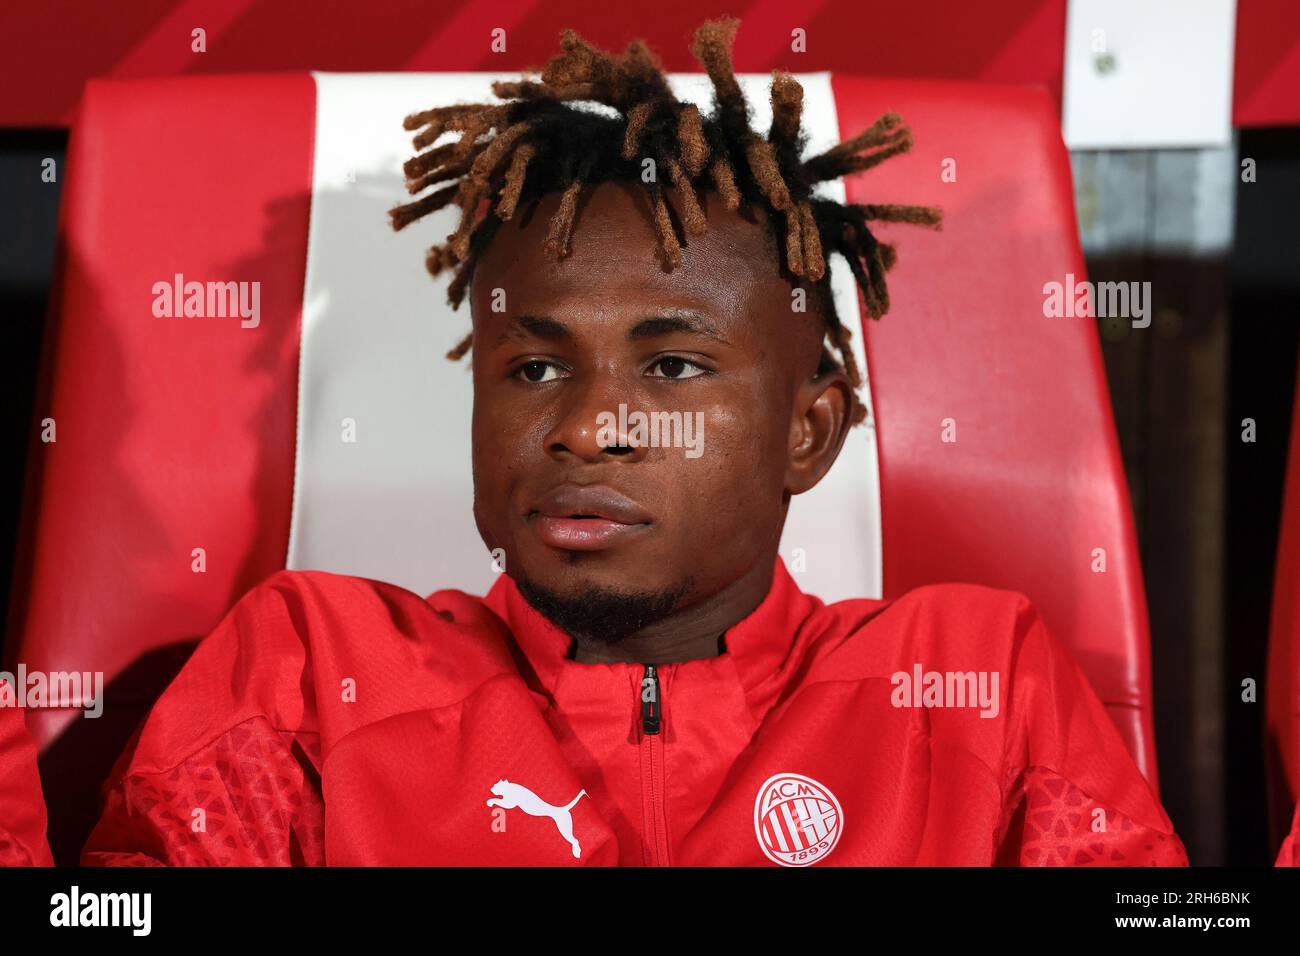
[{"left": 486, "top": 779, "right": 587, "bottom": 858}]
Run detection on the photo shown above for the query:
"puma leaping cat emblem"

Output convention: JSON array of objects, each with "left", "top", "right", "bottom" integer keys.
[{"left": 486, "top": 779, "right": 588, "bottom": 858}]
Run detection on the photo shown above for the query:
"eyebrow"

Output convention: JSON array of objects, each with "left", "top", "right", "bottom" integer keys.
[
  {"left": 628, "top": 314, "right": 725, "bottom": 342},
  {"left": 496, "top": 312, "right": 726, "bottom": 347},
  {"left": 497, "top": 315, "right": 572, "bottom": 345}
]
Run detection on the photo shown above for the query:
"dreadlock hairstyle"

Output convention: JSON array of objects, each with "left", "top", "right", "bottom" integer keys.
[{"left": 389, "top": 17, "right": 941, "bottom": 425}]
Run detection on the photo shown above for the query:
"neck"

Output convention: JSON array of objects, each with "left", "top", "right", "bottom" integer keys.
[{"left": 570, "top": 560, "right": 775, "bottom": 665}]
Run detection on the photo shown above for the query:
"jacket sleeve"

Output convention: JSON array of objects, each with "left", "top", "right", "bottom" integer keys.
[
  {"left": 81, "top": 574, "right": 327, "bottom": 866},
  {"left": 0, "top": 700, "right": 53, "bottom": 866},
  {"left": 82, "top": 719, "right": 325, "bottom": 866},
  {"left": 992, "top": 599, "right": 1188, "bottom": 867}
]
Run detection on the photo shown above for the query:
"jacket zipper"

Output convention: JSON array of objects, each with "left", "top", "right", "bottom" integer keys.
[
  {"left": 641, "top": 664, "right": 661, "bottom": 734},
  {"left": 638, "top": 664, "right": 670, "bottom": 866}
]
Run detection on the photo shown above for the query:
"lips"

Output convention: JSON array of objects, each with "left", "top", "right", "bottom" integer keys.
[{"left": 526, "top": 485, "right": 653, "bottom": 551}]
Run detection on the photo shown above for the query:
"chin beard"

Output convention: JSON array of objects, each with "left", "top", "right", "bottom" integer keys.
[{"left": 514, "top": 575, "right": 693, "bottom": 646}]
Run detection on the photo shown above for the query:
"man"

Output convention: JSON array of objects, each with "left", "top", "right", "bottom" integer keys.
[{"left": 83, "top": 19, "right": 1185, "bottom": 866}]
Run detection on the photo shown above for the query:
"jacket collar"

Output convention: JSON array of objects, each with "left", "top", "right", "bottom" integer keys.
[{"left": 482, "top": 557, "right": 822, "bottom": 703}]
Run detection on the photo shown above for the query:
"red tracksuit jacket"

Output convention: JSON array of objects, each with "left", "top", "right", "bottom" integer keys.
[{"left": 82, "top": 559, "right": 1186, "bottom": 866}]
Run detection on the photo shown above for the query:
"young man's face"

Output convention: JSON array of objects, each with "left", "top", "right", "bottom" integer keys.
[{"left": 468, "top": 181, "right": 851, "bottom": 636}]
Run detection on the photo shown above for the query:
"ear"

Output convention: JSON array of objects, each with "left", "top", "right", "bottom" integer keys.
[{"left": 785, "top": 367, "right": 852, "bottom": 496}]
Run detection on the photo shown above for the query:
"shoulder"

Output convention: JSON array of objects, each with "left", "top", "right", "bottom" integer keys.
[
  {"left": 188, "top": 567, "right": 512, "bottom": 671},
  {"left": 228, "top": 566, "right": 489, "bottom": 618},
  {"left": 125, "top": 569, "right": 517, "bottom": 772},
  {"left": 800, "top": 581, "right": 1044, "bottom": 679},
  {"left": 846, "top": 581, "right": 1037, "bottom": 628},
  {"left": 206, "top": 568, "right": 511, "bottom": 659}
]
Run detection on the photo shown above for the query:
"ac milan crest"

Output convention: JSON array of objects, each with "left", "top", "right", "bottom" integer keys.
[{"left": 753, "top": 772, "right": 843, "bottom": 867}]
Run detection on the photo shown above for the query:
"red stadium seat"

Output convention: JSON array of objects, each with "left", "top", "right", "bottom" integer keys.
[
  {"left": 5, "top": 71, "right": 1160, "bottom": 857},
  {"left": 0, "top": 704, "right": 52, "bottom": 865}
]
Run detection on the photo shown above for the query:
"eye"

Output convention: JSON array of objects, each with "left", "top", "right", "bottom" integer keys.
[
  {"left": 647, "top": 356, "right": 707, "bottom": 380},
  {"left": 513, "top": 360, "right": 566, "bottom": 383}
]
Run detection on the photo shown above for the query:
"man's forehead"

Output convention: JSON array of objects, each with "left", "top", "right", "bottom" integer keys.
[
  {"left": 471, "top": 180, "right": 791, "bottom": 310},
  {"left": 491, "top": 309, "right": 732, "bottom": 348}
]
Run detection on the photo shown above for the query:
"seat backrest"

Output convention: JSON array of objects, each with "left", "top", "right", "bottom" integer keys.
[{"left": 8, "top": 72, "right": 1158, "bottom": 791}]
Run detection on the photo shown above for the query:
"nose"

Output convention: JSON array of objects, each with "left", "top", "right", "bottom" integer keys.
[{"left": 543, "top": 373, "right": 648, "bottom": 464}]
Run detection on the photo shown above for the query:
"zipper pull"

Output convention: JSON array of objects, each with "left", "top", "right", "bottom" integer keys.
[{"left": 640, "top": 664, "right": 661, "bottom": 735}]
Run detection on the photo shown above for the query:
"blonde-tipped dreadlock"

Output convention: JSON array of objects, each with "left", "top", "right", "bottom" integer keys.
[{"left": 390, "top": 17, "right": 941, "bottom": 425}]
